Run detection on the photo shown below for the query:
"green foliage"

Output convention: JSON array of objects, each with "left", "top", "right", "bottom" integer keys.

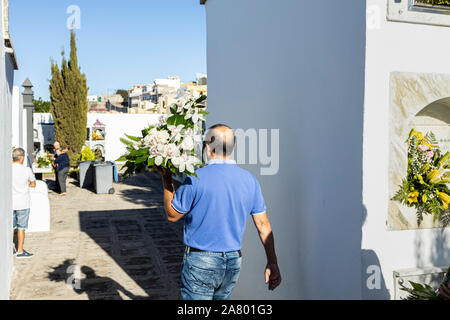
[
  {"left": 80, "top": 146, "right": 95, "bottom": 161},
  {"left": 36, "top": 152, "right": 52, "bottom": 168},
  {"left": 49, "top": 30, "right": 89, "bottom": 168},
  {"left": 34, "top": 98, "right": 51, "bottom": 113},
  {"left": 400, "top": 281, "right": 440, "bottom": 300},
  {"left": 400, "top": 266, "right": 450, "bottom": 300}
]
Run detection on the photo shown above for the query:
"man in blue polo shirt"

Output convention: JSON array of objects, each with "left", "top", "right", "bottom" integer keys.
[{"left": 155, "top": 124, "right": 281, "bottom": 300}]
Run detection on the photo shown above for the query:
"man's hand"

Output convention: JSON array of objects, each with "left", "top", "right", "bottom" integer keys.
[
  {"left": 252, "top": 213, "right": 281, "bottom": 291},
  {"left": 265, "top": 263, "right": 281, "bottom": 291},
  {"left": 153, "top": 166, "right": 185, "bottom": 223},
  {"left": 153, "top": 166, "right": 172, "bottom": 179},
  {"left": 439, "top": 283, "right": 450, "bottom": 300}
]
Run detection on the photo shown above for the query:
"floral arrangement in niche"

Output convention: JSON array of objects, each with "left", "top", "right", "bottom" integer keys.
[
  {"left": 117, "top": 95, "right": 207, "bottom": 178},
  {"left": 392, "top": 129, "right": 450, "bottom": 227},
  {"left": 36, "top": 152, "right": 52, "bottom": 169}
]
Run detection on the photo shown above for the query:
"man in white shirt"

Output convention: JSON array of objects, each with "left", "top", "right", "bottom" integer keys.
[{"left": 12, "top": 148, "right": 36, "bottom": 259}]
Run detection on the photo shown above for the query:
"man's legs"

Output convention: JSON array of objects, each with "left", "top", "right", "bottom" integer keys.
[
  {"left": 17, "top": 229, "right": 25, "bottom": 253},
  {"left": 180, "top": 250, "right": 225, "bottom": 300},
  {"left": 213, "top": 252, "right": 242, "bottom": 300},
  {"left": 13, "top": 209, "right": 31, "bottom": 256},
  {"left": 54, "top": 168, "right": 60, "bottom": 192}
]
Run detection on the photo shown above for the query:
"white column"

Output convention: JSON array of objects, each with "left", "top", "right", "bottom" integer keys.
[{"left": 11, "top": 85, "right": 20, "bottom": 148}]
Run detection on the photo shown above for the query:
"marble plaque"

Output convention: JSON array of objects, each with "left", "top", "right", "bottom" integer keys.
[
  {"left": 388, "top": 0, "right": 450, "bottom": 27},
  {"left": 388, "top": 72, "right": 450, "bottom": 230}
]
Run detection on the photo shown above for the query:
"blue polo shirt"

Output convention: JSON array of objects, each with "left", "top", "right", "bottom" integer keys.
[{"left": 172, "top": 159, "right": 266, "bottom": 252}]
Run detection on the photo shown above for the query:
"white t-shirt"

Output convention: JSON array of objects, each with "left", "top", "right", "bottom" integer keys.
[{"left": 12, "top": 163, "right": 36, "bottom": 211}]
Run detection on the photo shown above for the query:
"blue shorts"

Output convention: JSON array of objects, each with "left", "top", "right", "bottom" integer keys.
[{"left": 13, "top": 209, "right": 30, "bottom": 230}]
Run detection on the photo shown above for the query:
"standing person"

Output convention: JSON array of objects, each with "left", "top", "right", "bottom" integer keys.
[
  {"left": 12, "top": 148, "right": 36, "bottom": 259},
  {"left": 51, "top": 141, "right": 61, "bottom": 192},
  {"left": 155, "top": 124, "right": 281, "bottom": 300},
  {"left": 55, "top": 146, "right": 70, "bottom": 196}
]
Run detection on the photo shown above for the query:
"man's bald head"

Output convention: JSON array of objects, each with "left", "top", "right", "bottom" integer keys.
[{"left": 205, "top": 124, "right": 236, "bottom": 157}]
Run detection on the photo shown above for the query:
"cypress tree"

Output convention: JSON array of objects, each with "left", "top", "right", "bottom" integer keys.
[{"left": 49, "top": 30, "right": 89, "bottom": 167}]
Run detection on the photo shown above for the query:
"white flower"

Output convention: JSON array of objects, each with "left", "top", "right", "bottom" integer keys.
[
  {"left": 168, "top": 124, "right": 185, "bottom": 142},
  {"left": 155, "top": 156, "right": 163, "bottom": 166},
  {"left": 164, "top": 143, "right": 180, "bottom": 158},
  {"left": 180, "top": 136, "right": 194, "bottom": 151},
  {"left": 172, "top": 154, "right": 200, "bottom": 173},
  {"left": 157, "top": 130, "right": 170, "bottom": 144},
  {"left": 159, "top": 115, "right": 168, "bottom": 125},
  {"left": 185, "top": 108, "right": 205, "bottom": 124}
]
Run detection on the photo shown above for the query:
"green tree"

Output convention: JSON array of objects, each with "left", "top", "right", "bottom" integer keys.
[
  {"left": 49, "top": 30, "right": 89, "bottom": 167},
  {"left": 116, "top": 89, "right": 129, "bottom": 106},
  {"left": 34, "top": 98, "right": 51, "bottom": 113}
]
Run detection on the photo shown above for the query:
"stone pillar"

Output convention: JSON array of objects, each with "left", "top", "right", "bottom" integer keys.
[{"left": 22, "top": 78, "right": 34, "bottom": 165}]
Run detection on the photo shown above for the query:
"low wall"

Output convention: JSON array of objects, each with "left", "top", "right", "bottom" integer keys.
[{"left": 34, "top": 113, "right": 163, "bottom": 163}]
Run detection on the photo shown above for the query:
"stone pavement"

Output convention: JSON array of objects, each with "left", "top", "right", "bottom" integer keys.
[{"left": 10, "top": 172, "right": 185, "bottom": 300}]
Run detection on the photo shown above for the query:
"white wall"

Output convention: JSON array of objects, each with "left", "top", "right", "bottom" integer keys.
[
  {"left": 0, "top": 0, "right": 14, "bottom": 299},
  {"left": 35, "top": 113, "right": 163, "bottom": 163},
  {"left": 362, "top": 0, "right": 450, "bottom": 299},
  {"left": 86, "top": 114, "right": 162, "bottom": 162},
  {"left": 204, "top": 0, "right": 366, "bottom": 299},
  {"left": 11, "top": 86, "right": 20, "bottom": 148}
]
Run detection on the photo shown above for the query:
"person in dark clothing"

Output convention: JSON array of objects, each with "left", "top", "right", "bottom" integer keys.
[
  {"left": 51, "top": 141, "right": 61, "bottom": 192},
  {"left": 55, "top": 147, "right": 70, "bottom": 196}
]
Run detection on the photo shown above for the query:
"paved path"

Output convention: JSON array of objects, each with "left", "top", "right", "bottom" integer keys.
[{"left": 10, "top": 172, "right": 185, "bottom": 300}]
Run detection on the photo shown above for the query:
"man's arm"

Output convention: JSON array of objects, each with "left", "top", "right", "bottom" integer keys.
[
  {"left": 28, "top": 169, "right": 36, "bottom": 188},
  {"left": 157, "top": 169, "right": 186, "bottom": 223},
  {"left": 252, "top": 213, "right": 281, "bottom": 291}
]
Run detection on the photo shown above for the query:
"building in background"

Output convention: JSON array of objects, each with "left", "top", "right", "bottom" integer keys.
[
  {"left": 88, "top": 93, "right": 126, "bottom": 113},
  {"left": 127, "top": 76, "right": 203, "bottom": 114},
  {"left": 0, "top": 0, "right": 19, "bottom": 300}
]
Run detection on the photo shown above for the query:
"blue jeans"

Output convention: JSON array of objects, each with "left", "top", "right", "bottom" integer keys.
[{"left": 181, "top": 248, "right": 242, "bottom": 300}]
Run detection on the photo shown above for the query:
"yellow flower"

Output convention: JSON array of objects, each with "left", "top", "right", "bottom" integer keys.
[
  {"left": 437, "top": 191, "right": 450, "bottom": 205},
  {"left": 417, "top": 132, "right": 424, "bottom": 141},
  {"left": 422, "top": 194, "right": 428, "bottom": 203},
  {"left": 427, "top": 169, "right": 440, "bottom": 181},
  {"left": 408, "top": 191, "right": 419, "bottom": 204},
  {"left": 410, "top": 186, "right": 415, "bottom": 191}
]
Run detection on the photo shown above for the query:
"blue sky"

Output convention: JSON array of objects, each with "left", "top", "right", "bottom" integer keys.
[{"left": 9, "top": 0, "right": 206, "bottom": 100}]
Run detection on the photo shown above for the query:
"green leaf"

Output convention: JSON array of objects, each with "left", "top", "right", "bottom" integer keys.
[
  {"left": 120, "top": 137, "right": 134, "bottom": 147},
  {"left": 116, "top": 155, "right": 128, "bottom": 162},
  {"left": 195, "top": 95, "right": 207, "bottom": 104},
  {"left": 125, "top": 134, "right": 142, "bottom": 142}
]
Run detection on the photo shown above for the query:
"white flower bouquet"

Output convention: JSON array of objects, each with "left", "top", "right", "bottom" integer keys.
[{"left": 117, "top": 95, "right": 207, "bottom": 178}]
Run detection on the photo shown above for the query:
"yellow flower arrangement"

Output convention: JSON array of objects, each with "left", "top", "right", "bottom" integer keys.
[{"left": 393, "top": 129, "right": 450, "bottom": 226}]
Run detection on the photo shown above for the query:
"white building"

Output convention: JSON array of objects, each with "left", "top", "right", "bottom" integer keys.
[
  {"left": 0, "top": 0, "right": 18, "bottom": 300},
  {"left": 201, "top": 0, "right": 450, "bottom": 300},
  {"left": 128, "top": 77, "right": 182, "bottom": 113}
]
